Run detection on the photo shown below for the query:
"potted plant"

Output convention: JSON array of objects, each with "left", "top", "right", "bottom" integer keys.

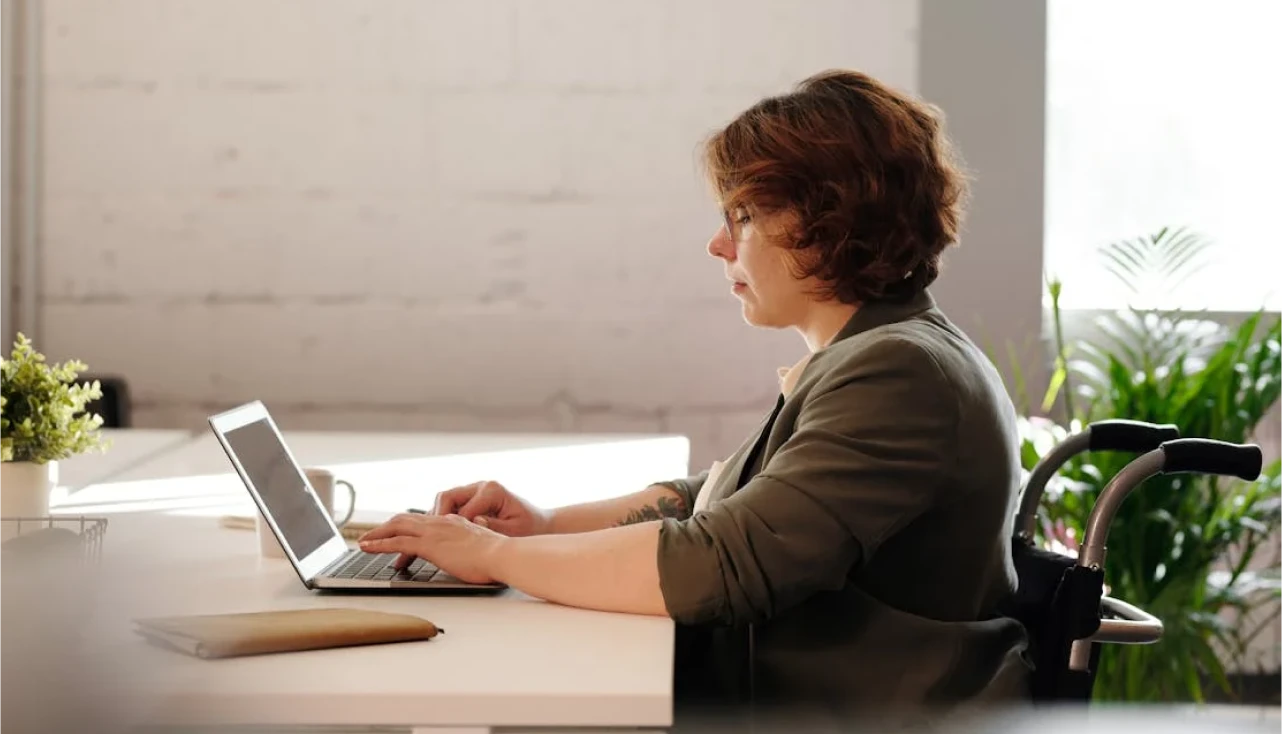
[
  {"left": 1011, "top": 227, "right": 1282, "bottom": 702},
  {"left": 1, "top": 333, "right": 109, "bottom": 518}
]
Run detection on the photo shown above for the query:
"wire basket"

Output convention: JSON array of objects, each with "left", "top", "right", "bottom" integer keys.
[{"left": 0, "top": 515, "right": 108, "bottom": 564}]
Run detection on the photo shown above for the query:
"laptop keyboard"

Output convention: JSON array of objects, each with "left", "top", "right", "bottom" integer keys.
[{"left": 327, "top": 551, "right": 440, "bottom": 583}]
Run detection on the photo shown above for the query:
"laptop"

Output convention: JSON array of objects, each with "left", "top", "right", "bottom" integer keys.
[{"left": 208, "top": 400, "right": 504, "bottom": 592}]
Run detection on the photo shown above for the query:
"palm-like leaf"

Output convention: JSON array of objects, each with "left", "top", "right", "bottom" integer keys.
[{"left": 1099, "top": 226, "right": 1213, "bottom": 307}]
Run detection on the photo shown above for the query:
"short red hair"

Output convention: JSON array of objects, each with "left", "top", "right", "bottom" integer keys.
[{"left": 702, "top": 69, "right": 968, "bottom": 304}]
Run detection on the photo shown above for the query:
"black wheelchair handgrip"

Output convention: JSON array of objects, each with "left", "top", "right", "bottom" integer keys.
[
  {"left": 1161, "top": 439, "right": 1263, "bottom": 480},
  {"left": 1088, "top": 420, "right": 1181, "bottom": 452}
]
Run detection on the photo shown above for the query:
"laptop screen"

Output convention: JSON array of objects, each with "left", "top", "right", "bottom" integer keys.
[{"left": 222, "top": 418, "right": 337, "bottom": 560}]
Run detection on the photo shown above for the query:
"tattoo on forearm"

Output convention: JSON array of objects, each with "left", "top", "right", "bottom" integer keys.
[{"left": 616, "top": 495, "right": 687, "bottom": 526}]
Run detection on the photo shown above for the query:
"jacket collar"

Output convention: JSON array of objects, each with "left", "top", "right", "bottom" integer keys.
[
  {"left": 829, "top": 288, "right": 937, "bottom": 346},
  {"left": 775, "top": 289, "right": 937, "bottom": 398}
]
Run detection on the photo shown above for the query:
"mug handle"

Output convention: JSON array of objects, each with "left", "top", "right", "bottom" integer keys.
[{"left": 334, "top": 479, "right": 357, "bottom": 527}]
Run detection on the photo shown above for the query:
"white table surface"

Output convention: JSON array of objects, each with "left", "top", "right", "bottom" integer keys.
[
  {"left": 25, "top": 431, "right": 688, "bottom": 733},
  {"left": 41, "top": 513, "right": 674, "bottom": 732},
  {"left": 54, "top": 428, "right": 196, "bottom": 493}
]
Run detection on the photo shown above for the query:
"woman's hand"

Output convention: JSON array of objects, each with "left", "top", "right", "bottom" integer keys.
[
  {"left": 432, "top": 480, "right": 551, "bottom": 537},
  {"left": 359, "top": 511, "right": 669, "bottom": 616},
  {"left": 357, "top": 513, "right": 506, "bottom": 585}
]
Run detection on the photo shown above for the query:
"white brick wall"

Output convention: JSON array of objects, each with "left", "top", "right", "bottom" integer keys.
[{"left": 37, "top": 0, "right": 919, "bottom": 472}]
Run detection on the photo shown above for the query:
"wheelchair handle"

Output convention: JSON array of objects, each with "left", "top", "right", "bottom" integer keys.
[
  {"left": 1090, "top": 420, "right": 1182, "bottom": 453},
  {"left": 1091, "top": 596, "right": 1164, "bottom": 644},
  {"left": 1070, "top": 595, "right": 1164, "bottom": 670},
  {"left": 1078, "top": 439, "right": 1264, "bottom": 570},
  {"left": 1068, "top": 439, "right": 1260, "bottom": 673},
  {"left": 1016, "top": 420, "right": 1180, "bottom": 540},
  {"left": 1160, "top": 438, "right": 1263, "bottom": 479}
]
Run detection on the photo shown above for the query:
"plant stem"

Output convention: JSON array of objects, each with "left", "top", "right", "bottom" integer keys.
[{"left": 1049, "top": 279, "right": 1079, "bottom": 424}]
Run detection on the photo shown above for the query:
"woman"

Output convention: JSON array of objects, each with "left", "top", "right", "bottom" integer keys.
[{"left": 359, "top": 69, "right": 1031, "bottom": 725}]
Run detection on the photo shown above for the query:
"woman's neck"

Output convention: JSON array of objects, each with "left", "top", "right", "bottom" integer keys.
[{"left": 797, "top": 300, "right": 860, "bottom": 353}]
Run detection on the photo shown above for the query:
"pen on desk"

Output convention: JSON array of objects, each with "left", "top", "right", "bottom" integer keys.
[{"left": 407, "top": 508, "right": 428, "bottom": 514}]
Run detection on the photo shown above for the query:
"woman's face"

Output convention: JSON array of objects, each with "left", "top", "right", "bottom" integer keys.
[{"left": 707, "top": 205, "right": 816, "bottom": 329}]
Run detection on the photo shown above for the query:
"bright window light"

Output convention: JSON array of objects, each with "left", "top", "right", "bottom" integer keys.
[{"left": 1045, "top": 0, "right": 1282, "bottom": 312}]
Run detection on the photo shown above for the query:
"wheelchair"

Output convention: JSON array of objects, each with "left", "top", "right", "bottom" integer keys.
[{"left": 1004, "top": 419, "right": 1265, "bottom": 703}]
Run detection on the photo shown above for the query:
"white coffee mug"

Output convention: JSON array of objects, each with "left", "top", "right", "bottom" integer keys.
[
  {"left": 255, "top": 467, "right": 358, "bottom": 559},
  {"left": 304, "top": 467, "right": 357, "bottom": 528}
]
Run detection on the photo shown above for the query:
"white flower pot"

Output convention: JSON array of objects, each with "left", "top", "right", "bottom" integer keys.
[{"left": 1, "top": 460, "right": 57, "bottom": 518}]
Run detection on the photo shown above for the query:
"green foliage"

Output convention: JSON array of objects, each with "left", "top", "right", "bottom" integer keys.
[
  {"left": 1020, "top": 227, "right": 1282, "bottom": 703},
  {"left": 0, "top": 333, "right": 109, "bottom": 464}
]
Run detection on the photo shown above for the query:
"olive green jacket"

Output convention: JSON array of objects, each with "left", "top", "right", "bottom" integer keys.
[{"left": 656, "top": 289, "right": 1031, "bottom": 726}]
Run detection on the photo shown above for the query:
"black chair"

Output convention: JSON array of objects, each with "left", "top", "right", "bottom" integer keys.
[{"left": 1004, "top": 420, "right": 1264, "bottom": 702}]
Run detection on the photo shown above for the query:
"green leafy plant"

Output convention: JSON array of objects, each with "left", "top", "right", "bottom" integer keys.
[
  {"left": 1018, "top": 227, "right": 1282, "bottom": 703},
  {"left": 0, "top": 333, "right": 109, "bottom": 464}
]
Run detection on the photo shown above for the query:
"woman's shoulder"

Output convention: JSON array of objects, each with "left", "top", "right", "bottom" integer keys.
[
  {"left": 818, "top": 310, "right": 965, "bottom": 379},
  {"left": 802, "top": 303, "right": 1002, "bottom": 407}
]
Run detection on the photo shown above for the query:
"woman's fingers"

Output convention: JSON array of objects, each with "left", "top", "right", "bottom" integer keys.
[
  {"left": 358, "top": 514, "right": 429, "bottom": 542},
  {"left": 354, "top": 516, "right": 436, "bottom": 568},
  {"left": 433, "top": 483, "right": 483, "bottom": 515},
  {"left": 456, "top": 481, "right": 506, "bottom": 520},
  {"left": 478, "top": 515, "right": 523, "bottom": 536},
  {"left": 358, "top": 535, "right": 417, "bottom": 555}
]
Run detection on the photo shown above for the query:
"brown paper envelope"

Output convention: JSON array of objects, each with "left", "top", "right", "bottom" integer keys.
[{"left": 133, "top": 607, "right": 442, "bottom": 659}]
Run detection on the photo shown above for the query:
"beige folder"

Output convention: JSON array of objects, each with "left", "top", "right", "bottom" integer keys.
[{"left": 133, "top": 607, "right": 443, "bottom": 659}]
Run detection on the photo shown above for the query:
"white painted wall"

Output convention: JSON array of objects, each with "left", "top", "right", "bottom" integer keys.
[{"left": 37, "top": 0, "right": 919, "bottom": 473}]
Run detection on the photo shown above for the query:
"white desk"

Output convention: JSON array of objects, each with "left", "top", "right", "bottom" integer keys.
[
  {"left": 53, "top": 513, "right": 674, "bottom": 733},
  {"left": 54, "top": 428, "right": 196, "bottom": 493},
  {"left": 26, "top": 431, "right": 688, "bottom": 733}
]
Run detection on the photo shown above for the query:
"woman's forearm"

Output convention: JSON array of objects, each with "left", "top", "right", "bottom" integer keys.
[
  {"left": 545, "top": 484, "right": 687, "bottom": 534},
  {"left": 491, "top": 521, "right": 668, "bottom": 616}
]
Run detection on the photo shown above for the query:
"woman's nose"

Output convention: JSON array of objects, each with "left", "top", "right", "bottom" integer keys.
[{"left": 707, "top": 224, "right": 735, "bottom": 260}]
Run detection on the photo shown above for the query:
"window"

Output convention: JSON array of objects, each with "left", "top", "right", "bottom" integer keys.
[{"left": 1044, "top": 0, "right": 1281, "bottom": 312}]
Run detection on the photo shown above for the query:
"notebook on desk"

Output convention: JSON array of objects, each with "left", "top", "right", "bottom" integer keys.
[
  {"left": 134, "top": 607, "right": 443, "bottom": 659},
  {"left": 208, "top": 400, "right": 505, "bottom": 593}
]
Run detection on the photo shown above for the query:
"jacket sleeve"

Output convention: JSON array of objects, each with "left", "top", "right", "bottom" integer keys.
[
  {"left": 650, "top": 469, "right": 710, "bottom": 518},
  {"left": 655, "top": 337, "right": 960, "bottom": 626}
]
